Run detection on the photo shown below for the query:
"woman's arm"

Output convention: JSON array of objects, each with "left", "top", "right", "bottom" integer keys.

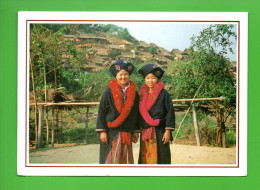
[
  {"left": 96, "top": 89, "right": 109, "bottom": 132},
  {"left": 164, "top": 90, "right": 175, "bottom": 131}
]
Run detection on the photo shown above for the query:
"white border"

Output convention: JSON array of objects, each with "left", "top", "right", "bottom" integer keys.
[{"left": 17, "top": 12, "right": 248, "bottom": 176}]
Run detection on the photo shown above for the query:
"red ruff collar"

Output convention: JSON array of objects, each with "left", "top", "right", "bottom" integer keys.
[
  {"left": 139, "top": 81, "right": 164, "bottom": 126},
  {"left": 107, "top": 79, "right": 136, "bottom": 128}
]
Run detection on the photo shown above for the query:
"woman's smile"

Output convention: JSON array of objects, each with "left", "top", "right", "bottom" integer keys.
[
  {"left": 145, "top": 73, "right": 159, "bottom": 89},
  {"left": 116, "top": 69, "right": 130, "bottom": 87}
]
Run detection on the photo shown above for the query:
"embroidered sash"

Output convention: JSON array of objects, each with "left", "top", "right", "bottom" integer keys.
[
  {"left": 139, "top": 81, "right": 165, "bottom": 127},
  {"left": 107, "top": 79, "right": 136, "bottom": 128}
]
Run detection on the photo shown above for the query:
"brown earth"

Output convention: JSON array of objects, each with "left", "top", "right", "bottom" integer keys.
[{"left": 29, "top": 143, "right": 236, "bottom": 165}]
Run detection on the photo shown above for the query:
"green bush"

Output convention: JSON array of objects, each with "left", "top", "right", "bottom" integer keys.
[
  {"left": 172, "top": 112, "right": 236, "bottom": 147},
  {"left": 226, "top": 129, "right": 236, "bottom": 147}
]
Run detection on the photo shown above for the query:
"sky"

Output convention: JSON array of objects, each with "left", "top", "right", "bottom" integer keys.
[{"left": 113, "top": 22, "right": 237, "bottom": 61}]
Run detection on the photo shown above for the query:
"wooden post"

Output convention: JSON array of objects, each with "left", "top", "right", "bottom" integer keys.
[
  {"left": 60, "top": 109, "right": 63, "bottom": 143},
  {"left": 192, "top": 104, "right": 201, "bottom": 146},
  {"left": 36, "top": 106, "right": 44, "bottom": 149},
  {"left": 51, "top": 107, "right": 55, "bottom": 147},
  {"left": 56, "top": 108, "right": 59, "bottom": 144},
  {"left": 216, "top": 100, "right": 222, "bottom": 147},
  {"left": 45, "top": 107, "right": 49, "bottom": 147},
  {"left": 84, "top": 106, "right": 90, "bottom": 144},
  {"left": 220, "top": 108, "right": 227, "bottom": 148}
]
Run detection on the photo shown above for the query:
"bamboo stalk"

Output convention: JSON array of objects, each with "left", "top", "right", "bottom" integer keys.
[
  {"left": 172, "top": 97, "right": 226, "bottom": 102},
  {"left": 173, "top": 79, "right": 205, "bottom": 143},
  {"left": 46, "top": 107, "right": 49, "bottom": 147},
  {"left": 29, "top": 98, "right": 226, "bottom": 107},
  {"left": 84, "top": 106, "right": 90, "bottom": 144},
  {"left": 56, "top": 108, "right": 59, "bottom": 144},
  {"left": 37, "top": 106, "right": 44, "bottom": 149},
  {"left": 192, "top": 104, "right": 201, "bottom": 146},
  {"left": 60, "top": 109, "right": 63, "bottom": 143},
  {"left": 30, "top": 102, "right": 100, "bottom": 106},
  {"left": 30, "top": 57, "right": 38, "bottom": 146},
  {"left": 51, "top": 107, "right": 55, "bottom": 147}
]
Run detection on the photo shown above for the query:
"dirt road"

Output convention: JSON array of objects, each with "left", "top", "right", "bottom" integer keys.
[{"left": 29, "top": 143, "right": 236, "bottom": 165}]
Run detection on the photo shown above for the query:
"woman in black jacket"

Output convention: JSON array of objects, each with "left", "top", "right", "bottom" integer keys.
[
  {"left": 138, "top": 63, "right": 175, "bottom": 164},
  {"left": 96, "top": 60, "right": 140, "bottom": 164}
]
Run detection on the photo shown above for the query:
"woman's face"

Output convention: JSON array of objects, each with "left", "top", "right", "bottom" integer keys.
[
  {"left": 145, "top": 73, "right": 159, "bottom": 89},
  {"left": 116, "top": 69, "right": 130, "bottom": 87}
]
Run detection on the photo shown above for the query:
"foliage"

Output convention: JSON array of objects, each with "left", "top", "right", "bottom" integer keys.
[
  {"left": 190, "top": 24, "right": 237, "bottom": 55},
  {"left": 42, "top": 24, "right": 137, "bottom": 45},
  {"left": 29, "top": 23, "right": 237, "bottom": 148},
  {"left": 30, "top": 24, "right": 79, "bottom": 94},
  {"left": 173, "top": 112, "right": 236, "bottom": 147},
  {"left": 168, "top": 24, "right": 237, "bottom": 146},
  {"left": 226, "top": 129, "right": 236, "bottom": 147},
  {"left": 116, "top": 27, "right": 137, "bottom": 44},
  {"left": 168, "top": 24, "right": 236, "bottom": 112},
  {"left": 147, "top": 46, "right": 158, "bottom": 54},
  {"left": 109, "top": 49, "right": 121, "bottom": 58}
]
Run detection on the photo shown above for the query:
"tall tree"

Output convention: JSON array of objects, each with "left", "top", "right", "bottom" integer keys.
[
  {"left": 168, "top": 24, "right": 237, "bottom": 146},
  {"left": 30, "top": 24, "right": 78, "bottom": 96}
]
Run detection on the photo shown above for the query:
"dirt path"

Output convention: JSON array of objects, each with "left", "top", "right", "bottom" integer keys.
[{"left": 29, "top": 143, "right": 236, "bottom": 165}]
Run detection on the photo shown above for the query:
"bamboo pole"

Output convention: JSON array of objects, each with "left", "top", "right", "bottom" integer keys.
[
  {"left": 173, "top": 80, "right": 205, "bottom": 143},
  {"left": 56, "top": 108, "right": 59, "bottom": 144},
  {"left": 60, "top": 109, "right": 63, "bottom": 143},
  {"left": 51, "top": 107, "right": 55, "bottom": 147},
  {"left": 84, "top": 106, "right": 90, "bottom": 144},
  {"left": 43, "top": 61, "right": 49, "bottom": 146},
  {"left": 46, "top": 107, "right": 49, "bottom": 147},
  {"left": 172, "top": 97, "right": 226, "bottom": 102},
  {"left": 192, "top": 104, "right": 201, "bottom": 146},
  {"left": 44, "top": 61, "right": 47, "bottom": 103},
  {"left": 36, "top": 106, "right": 44, "bottom": 149},
  {"left": 29, "top": 98, "right": 226, "bottom": 107},
  {"left": 30, "top": 57, "right": 38, "bottom": 146},
  {"left": 30, "top": 102, "right": 100, "bottom": 106}
]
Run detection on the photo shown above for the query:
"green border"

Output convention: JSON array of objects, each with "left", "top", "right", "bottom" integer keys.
[{"left": 0, "top": 0, "right": 258, "bottom": 189}]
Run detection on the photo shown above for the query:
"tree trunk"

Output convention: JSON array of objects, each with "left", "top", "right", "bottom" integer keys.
[
  {"left": 54, "top": 60, "right": 57, "bottom": 90},
  {"left": 220, "top": 108, "right": 227, "bottom": 148},
  {"left": 216, "top": 100, "right": 222, "bottom": 147}
]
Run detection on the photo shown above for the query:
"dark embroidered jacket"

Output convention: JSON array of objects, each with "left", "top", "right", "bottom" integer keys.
[
  {"left": 96, "top": 87, "right": 140, "bottom": 132},
  {"left": 140, "top": 89, "right": 175, "bottom": 130}
]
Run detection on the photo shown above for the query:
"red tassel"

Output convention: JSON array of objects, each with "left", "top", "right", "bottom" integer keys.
[{"left": 122, "top": 132, "right": 131, "bottom": 145}]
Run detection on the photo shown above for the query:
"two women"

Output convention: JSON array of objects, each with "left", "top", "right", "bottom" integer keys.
[{"left": 96, "top": 60, "right": 175, "bottom": 164}]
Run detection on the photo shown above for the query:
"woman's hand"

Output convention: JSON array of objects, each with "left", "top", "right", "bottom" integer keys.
[
  {"left": 132, "top": 133, "right": 139, "bottom": 143},
  {"left": 100, "top": 132, "right": 108, "bottom": 144},
  {"left": 162, "top": 130, "right": 171, "bottom": 144}
]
